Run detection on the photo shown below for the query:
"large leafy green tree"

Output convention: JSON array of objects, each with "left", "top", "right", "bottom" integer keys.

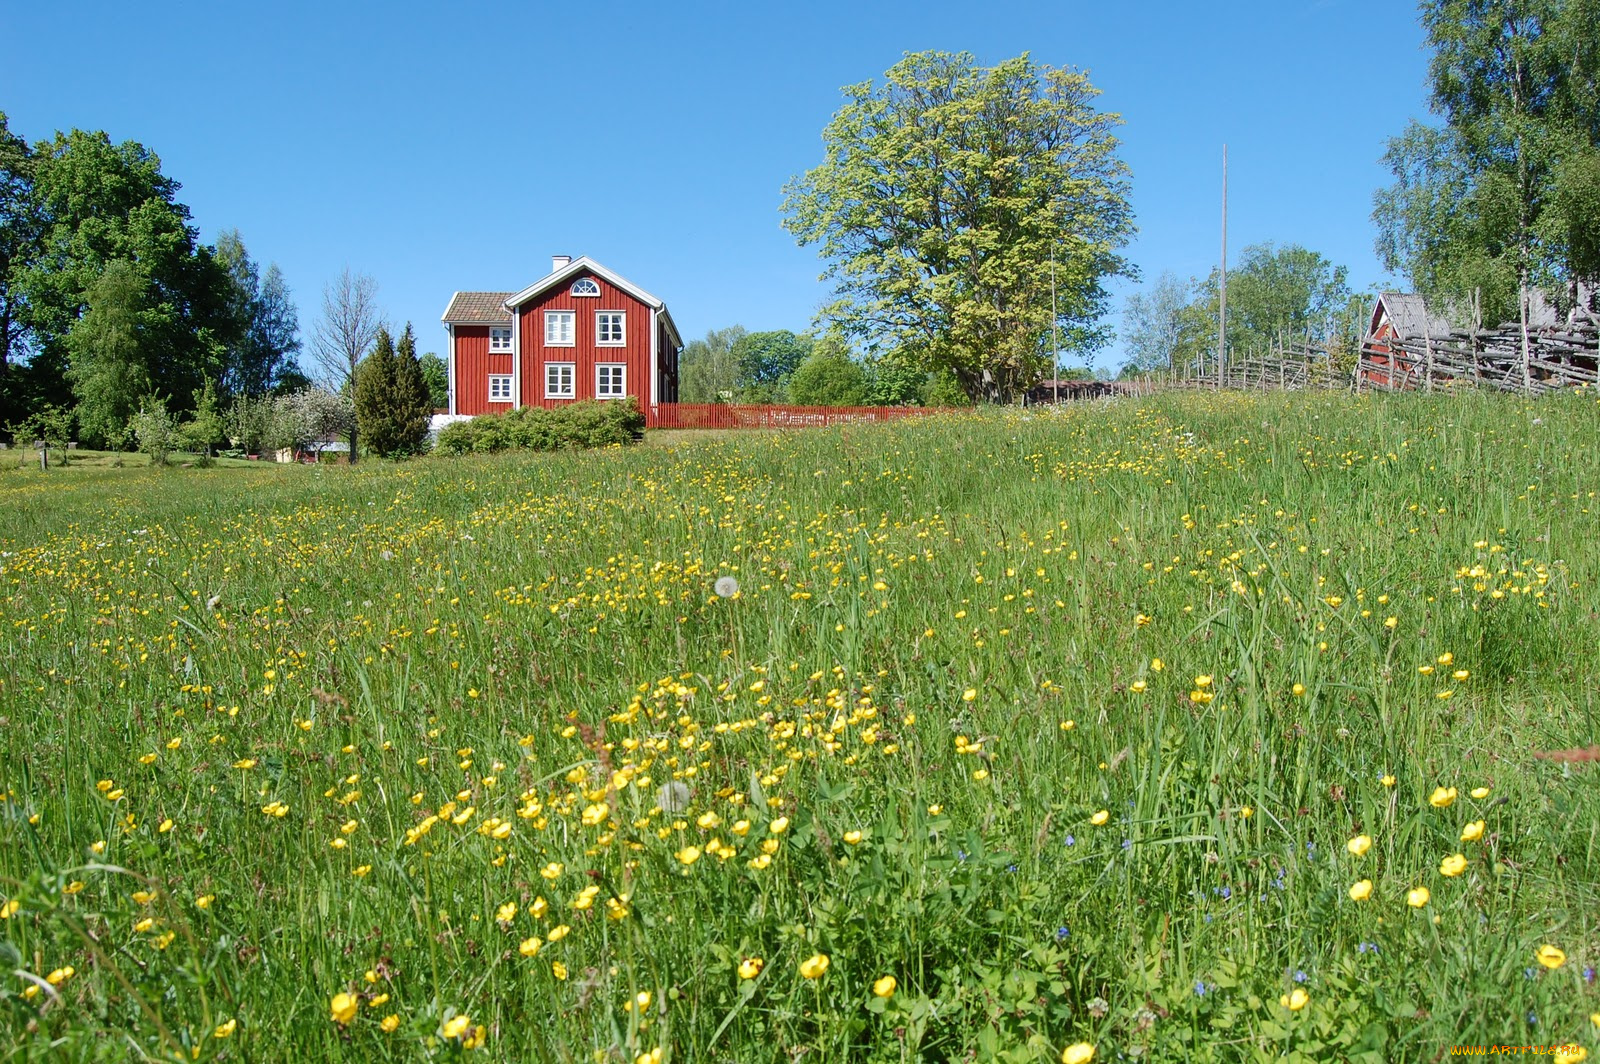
[
  {"left": 732, "top": 329, "right": 810, "bottom": 402},
  {"left": 1121, "top": 271, "right": 1203, "bottom": 374},
  {"left": 65, "top": 259, "right": 149, "bottom": 445},
  {"left": 1192, "top": 243, "right": 1356, "bottom": 356},
  {"left": 1374, "top": 0, "right": 1600, "bottom": 323},
  {"left": 787, "top": 337, "right": 868, "bottom": 406},
  {"left": 679, "top": 325, "right": 746, "bottom": 403},
  {"left": 782, "top": 51, "right": 1134, "bottom": 403},
  {"left": 19, "top": 129, "right": 237, "bottom": 417},
  {"left": 419, "top": 352, "right": 449, "bottom": 410},
  {"left": 0, "top": 115, "right": 37, "bottom": 396},
  {"left": 215, "top": 229, "right": 301, "bottom": 397}
]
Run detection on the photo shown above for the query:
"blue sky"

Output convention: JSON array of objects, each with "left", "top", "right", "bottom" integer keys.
[{"left": 1, "top": 0, "right": 1431, "bottom": 372}]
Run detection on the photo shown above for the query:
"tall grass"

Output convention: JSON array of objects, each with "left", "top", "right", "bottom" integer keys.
[{"left": 1, "top": 390, "right": 1596, "bottom": 1062}]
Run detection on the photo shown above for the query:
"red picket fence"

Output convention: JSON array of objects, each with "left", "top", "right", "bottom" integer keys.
[{"left": 647, "top": 404, "right": 941, "bottom": 430}]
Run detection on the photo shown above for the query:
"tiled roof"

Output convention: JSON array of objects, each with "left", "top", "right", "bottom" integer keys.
[{"left": 441, "top": 292, "right": 514, "bottom": 323}]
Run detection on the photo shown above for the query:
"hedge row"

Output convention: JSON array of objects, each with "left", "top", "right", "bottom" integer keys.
[{"left": 433, "top": 399, "right": 646, "bottom": 455}]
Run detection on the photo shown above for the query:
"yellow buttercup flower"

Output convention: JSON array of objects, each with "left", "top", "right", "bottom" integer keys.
[
  {"left": 842, "top": 830, "right": 863, "bottom": 845},
  {"left": 441, "top": 1014, "right": 471, "bottom": 1039},
  {"left": 872, "top": 975, "right": 897, "bottom": 997},
  {"left": 1428, "top": 787, "right": 1456, "bottom": 808},
  {"left": 738, "top": 957, "right": 764, "bottom": 980},
  {"left": 1461, "top": 820, "right": 1485, "bottom": 842},
  {"left": 1346, "top": 835, "right": 1372, "bottom": 857},
  {"left": 1536, "top": 944, "right": 1566, "bottom": 969},
  {"left": 1279, "top": 988, "right": 1309, "bottom": 1011},
  {"left": 1348, "top": 879, "right": 1373, "bottom": 901},
  {"left": 1439, "top": 854, "right": 1467, "bottom": 877},
  {"left": 1380, "top": 775, "right": 1396, "bottom": 788},
  {"left": 330, "top": 992, "right": 358, "bottom": 1025},
  {"left": 380, "top": 1014, "right": 400, "bottom": 1033},
  {"left": 676, "top": 845, "right": 702, "bottom": 866},
  {"left": 1407, "top": 886, "right": 1430, "bottom": 908},
  {"left": 799, "top": 953, "right": 830, "bottom": 979},
  {"left": 1089, "top": 810, "right": 1109, "bottom": 826},
  {"left": 1554, "top": 1047, "right": 1586, "bottom": 1064},
  {"left": 1061, "top": 1043, "right": 1096, "bottom": 1064},
  {"left": 213, "top": 1018, "right": 237, "bottom": 1039},
  {"left": 1470, "top": 786, "right": 1490, "bottom": 799}
]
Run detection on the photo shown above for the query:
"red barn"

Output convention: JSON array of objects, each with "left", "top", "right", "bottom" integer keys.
[
  {"left": 440, "top": 256, "right": 682, "bottom": 424},
  {"left": 1363, "top": 292, "right": 1456, "bottom": 389}
]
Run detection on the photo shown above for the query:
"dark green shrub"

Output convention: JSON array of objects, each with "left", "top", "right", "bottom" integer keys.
[{"left": 433, "top": 398, "right": 644, "bottom": 457}]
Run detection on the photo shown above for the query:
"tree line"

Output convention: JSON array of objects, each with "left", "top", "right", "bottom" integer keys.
[
  {"left": 1117, "top": 0, "right": 1600, "bottom": 373},
  {"left": 0, "top": 113, "right": 450, "bottom": 461},
  {"left": 1120, "top": 244, "right": 1370, "bottom": 378},
  {"left": 1374, "top": 0, "right": 1600, "bottom": 327},
  {"left": 0, "top": 117, "right": 313, "bottom": 441},
  {"left": 678, "top": 326, "right": 971, "bottom": 407}
]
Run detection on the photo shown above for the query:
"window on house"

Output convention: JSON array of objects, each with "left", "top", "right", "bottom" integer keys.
[
  {"left": 596, "top": 363, "right": 626, "bottom": 398},
  {"left": 489, "top": 326, "right": 513, "bottom": 352},
  {"left": 596, "top": 311, "right": 626, "bottom": 346},
  {"left": 488, "top": 375, "right": 513, "bottom": 402},
  {"left": 545, "top": 362, "right": 575, "bottom": 398},
  {"left": 544, "top": 311, "right": 575, "bottom": 346},
  {"left": 570, "top": 278, "right": 601, "bottom": 297}
]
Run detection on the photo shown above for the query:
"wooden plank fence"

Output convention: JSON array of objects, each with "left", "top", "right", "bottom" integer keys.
[{"left": 648, "top": 404, "right": 943, "bottom": 430}]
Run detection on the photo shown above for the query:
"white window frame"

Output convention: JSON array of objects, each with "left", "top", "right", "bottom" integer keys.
[
  {"left": 596, "top": 363, "right": 627, "bottom": 399},
  {"left": 596, "top": 311, "right": 627, "bottom": 347},
  {"left": 544, "top": 311, "right": 575, "bottom": 347},
  {"left": 488, "top": 326, "right": 513, "bottom": 352},
  {"left": 545, "top": 361, "right": 576, "bottom": 399},
  {"left": 570, "top": 278, "right": 601, "bottom": 297},
  {"left": 488, "top": 374, "right": 513, "bottom": 402}
]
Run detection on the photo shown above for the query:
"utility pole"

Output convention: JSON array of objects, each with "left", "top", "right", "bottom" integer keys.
[{"left": 1218, "top": 144, "right": 1228, "bottom": 389}]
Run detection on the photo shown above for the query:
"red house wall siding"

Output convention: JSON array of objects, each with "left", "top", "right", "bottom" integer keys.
[
  {"left": 516, "top": 271, "right": 653, "bottom": 408},
  {"left": 453, "top": 326, "right": 516, "bottom": 416}
]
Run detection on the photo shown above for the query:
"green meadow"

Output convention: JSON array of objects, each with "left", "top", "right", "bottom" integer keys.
[{"left": 2, "top": 390, "right": 1597, "bottom": 1062}]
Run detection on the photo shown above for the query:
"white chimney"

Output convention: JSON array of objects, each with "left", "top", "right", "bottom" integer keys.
[{"left": 552, "top": 255, "right": 572, "bottom": 273}]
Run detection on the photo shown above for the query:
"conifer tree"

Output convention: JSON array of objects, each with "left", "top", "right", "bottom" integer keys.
[
  {"left": 354, "top": 323, "right": 431, "bottom": 457},
  {"left": 392, "top": 324, "right": 431, "bottom": 455},
  {"left": 353, "top": 325, "right": 397, "bottom": 457}
]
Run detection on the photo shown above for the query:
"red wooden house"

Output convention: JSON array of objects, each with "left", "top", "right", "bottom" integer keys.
[{"left": 440, "top": 256, "right": 682, "bottom": 424}]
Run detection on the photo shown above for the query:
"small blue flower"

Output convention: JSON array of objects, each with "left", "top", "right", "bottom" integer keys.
[
  {"left": 1357, "top": 942, "right": 1378, "bottom": 955},
  {"left": 1527, "top": 1011, "right": 1538, "bottom": 1027},
  {"left": 1122, "top": 838, "right": 1133, "bottom": 850},
  {"left": 1525, "top": 967, "right": 1537, "bottom": 980},
  {"left": 1006, "top": 863, "right": 1018, "bottom": 873},
  {"left": 1214, "top": 886, "right": 1231, "bottom": 900},
  {"left": 1194, "top": 980, "right": 1207, "bottom": 997},
  {"left": 1293, "top": 969, "right": 1307, "bottom": 983},
  {"left": 1585, "top": 966, "right": 1596, "bottom": 984},
  {"left": 1056, "top": 926, "right": 1071, "bottom": 941},
  {"left": 1063, "top": 834, "right": 1076, "bottom": 848},
  {"left": 957, "top": 849, "right": 968, "bottom": 862}
]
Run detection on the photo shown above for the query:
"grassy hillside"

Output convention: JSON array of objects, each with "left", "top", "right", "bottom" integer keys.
[{"left": 2, "top": 391, "right": 1597, "bottom": 1062}]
